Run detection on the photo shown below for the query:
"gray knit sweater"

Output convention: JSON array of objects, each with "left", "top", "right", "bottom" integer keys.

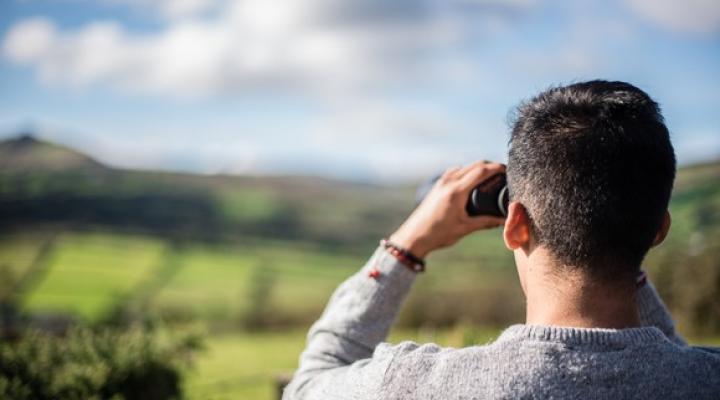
[{"left": 283, "top": 246, "right": 720, "bottom": 399}]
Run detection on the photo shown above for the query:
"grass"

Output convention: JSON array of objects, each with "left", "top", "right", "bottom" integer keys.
[
  {"left": 21, "top": 233, "right": 166, "bottom": 320},
  {"left": 0, "top": 232, "right": 49, "bottom": 278},
  {"left": 184, "top": 331, "right": 308, "bottom": 400},
  {"left": 151, "top": 245, "right": 257, "bottom": 322},
  {"left": 2, "top": 232, "right": 366, "bottom": 325},
  {"left": 150, "top": 241, "right": 362, "bottom": 326}
]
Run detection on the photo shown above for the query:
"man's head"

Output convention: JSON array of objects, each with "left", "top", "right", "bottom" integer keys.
[{"left": 504, "top": 80, "right": 676, "bottom": 282}]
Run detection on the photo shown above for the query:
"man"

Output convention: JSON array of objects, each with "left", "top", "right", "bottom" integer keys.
[{"left": 282, "top": 81, "right": 720, "bottom": 399}]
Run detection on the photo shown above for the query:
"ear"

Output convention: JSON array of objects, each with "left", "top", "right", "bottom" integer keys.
[
  {"left": 651, "top": 210, "right": 671, "bottom": 247},
  {"left": 503, "top": 201, "right": 532, "bottom": 250}
]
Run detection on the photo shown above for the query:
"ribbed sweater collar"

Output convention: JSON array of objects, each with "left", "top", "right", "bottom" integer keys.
[{"left": 498, "top": 324, "right": 668, "bottom": 347}]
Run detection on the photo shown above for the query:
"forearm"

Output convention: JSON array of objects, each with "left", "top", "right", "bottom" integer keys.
[
  {"left": 283, "top": 245, "right": 417, "bottom": 399},
  {"left": 636, "top": 279, "right": 686, "bottom": 345}
]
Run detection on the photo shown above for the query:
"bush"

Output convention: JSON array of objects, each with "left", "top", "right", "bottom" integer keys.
[{"left": 0, "top": 326, "right": 202, "bottom": 400}]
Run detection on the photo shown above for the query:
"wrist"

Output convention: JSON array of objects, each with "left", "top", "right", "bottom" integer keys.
[
  {"left": 388, "top": 231, "right": 431, "bottom": 259},
  {"left": 380, "top": 238, "right": 426, "bottom": 273}
]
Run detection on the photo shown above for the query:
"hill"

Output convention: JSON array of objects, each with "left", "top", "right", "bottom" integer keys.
[
  {"left": 0, "top": 133, "right": 414, "bottom": 252},
  {"left": 0, "top": 134, "right": 105, "bottom": 172}
]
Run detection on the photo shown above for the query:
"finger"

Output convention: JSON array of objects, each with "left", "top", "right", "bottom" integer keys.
[
  {"left": 457, "top": 162, "right": 505, "bottom": 192},
  {"left": 454, "top": 160, "right": 487, "bottom": 180},
  {"left": 439, "top": 165, "right": 463, "bottom": 183},
  {"left": 456, "top": 160, "right": 505, "bottom": 181}
]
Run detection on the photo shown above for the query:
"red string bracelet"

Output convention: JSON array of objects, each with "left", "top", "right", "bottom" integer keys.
[{"left": 380, "top": 238, "right": 426, "bottom": 273}]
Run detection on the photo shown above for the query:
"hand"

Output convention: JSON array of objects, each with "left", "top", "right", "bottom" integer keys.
[{"left": 389, "top": 161, "right": 506, "bottom": 259}]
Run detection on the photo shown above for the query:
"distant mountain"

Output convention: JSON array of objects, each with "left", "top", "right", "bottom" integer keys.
[
  {"left": 0, "top": 133, "right": 413, "bottom": 249},
  {"left": 0, "top": 134, "right": 106, "bottom": 172}
]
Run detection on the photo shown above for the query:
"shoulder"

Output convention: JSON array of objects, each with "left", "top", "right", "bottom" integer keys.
[
  {"left": 639, "top": 341, "right": 720, "bottom": 388},
  {"left": 373, "top": 339, "right": 500, "bottom": 361},
  {"left": 667, "top": 341, "right": 720, "bottom": 360},
  {"left": 682, "top": 344, "right": 720, "bottom": 369},
  {"left": 373, "top": 340, "right": 499, "bottom": 378},
  {"left": 374, "top": 341, "right": 447, "bottom": 358},
  {"left": 663, "top": 344, "right": 720, "bottom": 395},
  {"left": 370, "top": 340, "right": 502, "bottom": 398}
]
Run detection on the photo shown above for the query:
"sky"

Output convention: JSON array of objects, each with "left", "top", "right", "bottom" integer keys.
[{"left": 1, "top": 0, "right": 719, "bottom": 182}]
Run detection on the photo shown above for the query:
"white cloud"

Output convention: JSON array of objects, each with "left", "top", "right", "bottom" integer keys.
[
  {"left": 2, "top": 0, "right": 533, "bottom": 98},
  {"left": 3, "top": 17, "right": 55, "bottom": 63},
  {"left": 310, "top": 101, "right": 459, "bottom": 142},
  {"left": 626, "top": 0, "right": 720, "bottom": 35}
]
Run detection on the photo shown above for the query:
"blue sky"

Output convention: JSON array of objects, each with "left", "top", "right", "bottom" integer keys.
[{"left": 1, "top": 0, "right": 719, "bottom": 182}]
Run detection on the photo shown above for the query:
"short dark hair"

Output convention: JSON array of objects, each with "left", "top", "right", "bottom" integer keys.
[{"left": 507, "top": 80, "right": 676, "bottom": 280}]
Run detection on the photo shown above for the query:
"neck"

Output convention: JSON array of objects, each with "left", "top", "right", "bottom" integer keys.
[{"left": 523, "top": 261, "right": 640, "bottom": 329}]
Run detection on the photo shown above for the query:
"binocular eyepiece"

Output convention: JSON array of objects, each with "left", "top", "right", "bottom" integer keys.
[{"left": 416, "top": 172, "right": 510, "bottom": 218}]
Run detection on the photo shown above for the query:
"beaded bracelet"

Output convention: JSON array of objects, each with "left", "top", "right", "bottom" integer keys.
[{"left": 380, "top": 238, "right": 426, "bottom": 273}]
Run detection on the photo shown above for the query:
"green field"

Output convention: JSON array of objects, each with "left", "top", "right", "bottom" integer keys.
[
  {"left": 0, "top": 228, "right": 520, "bottom": 327},
  {"left": 22, "top": 234, "right": 166, "bottom": 319},
  {"left": 0, "top": 232, "right": 363, "bottom": 325}
]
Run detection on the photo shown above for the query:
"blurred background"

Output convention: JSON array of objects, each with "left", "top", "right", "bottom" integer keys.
[{"left": 1, "top": 0, "right": 719, "bottom": 399}]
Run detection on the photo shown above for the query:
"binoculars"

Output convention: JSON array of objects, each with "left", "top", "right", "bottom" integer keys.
[{"left": 416, "top": 172, "right": 509, "bottom": 218}]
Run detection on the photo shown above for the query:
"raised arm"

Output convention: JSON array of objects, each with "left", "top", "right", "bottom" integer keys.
[
  {"left": 283, "top": 162, "right": 507, "bottom": 400},
  {"left": 281, "top": 246, "right": 417, "bottom": 399}
]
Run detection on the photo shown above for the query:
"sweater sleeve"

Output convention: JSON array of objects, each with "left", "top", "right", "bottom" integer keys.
[
  {"left": 282, "top": 246, "right": 417, "bottom": 400},
  {"left": 636, "top": 280, "right": 687, "bottom": 346}
]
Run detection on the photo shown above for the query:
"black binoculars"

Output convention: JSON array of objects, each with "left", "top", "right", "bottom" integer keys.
[{"left": 416, "top": 172, "right": 509, "bottom": 218}]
